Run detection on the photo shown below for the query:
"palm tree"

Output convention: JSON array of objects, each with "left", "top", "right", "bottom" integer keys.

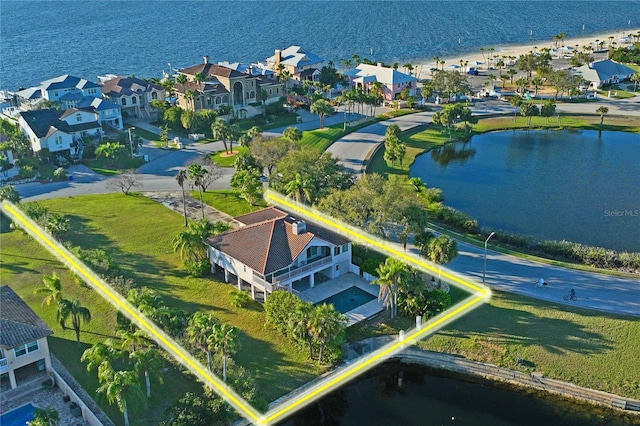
[
  {"left": 427, "top": 235, "right": 458, "bottom": 281},
  {"left": 175, "top": 169, "right": 189, "bottom": 226},
  {"left": 282, "top": 127, "right": 302, "bottom": 144},
  {"left": 172, "top": 219, "right": 220, "bottom": 270},
  {"left": 130, "top": 347, "right": 165, "bottom": 398},
  {"left": 284, "top": 173, "right": 312, "bottom": 203},
  {"left": 35, "top": 272, "right": 62, "bottom": 307},
  {"left": 631, "top": 73, "right": 640, "bottom": 92},
  {"left": 30, "top": 407, "right": 60, "bottom": 426},
  {"left": 81, "top": 341, "right": 119, "bottom": 379},
  {"left": 211, "top": 118, "right": 231, "bottom": 154},
  {"left": 97, "top": 369, "right": 144, "bottom": 426},
  {"left": 308, "top": 304, "right": 346, "bottom": 364},
  {"left": 373, "top": 258, "right": 408, "bottom": 319},
  {"left": 187, "top": 163, "right": 208, "bottom": 219},
  {"left": 209, "top": 323, "right": 239, "bottom": 382},
  {"left": 117, "top": 329, "right": 150, "bottom": 355},
  {"left": 186, "top": 312, "right": 219, "bottom": 372},
  {"left": 414, "top": 229, "right": 435, "bottom": 256},
  {"left": 596, "top": 106, "right": 609, "bottom": 126},
  {"left": 57, "top": 299, "right": 91, "bottom": 345},
  {"left": 310, "top": 99, "right": 333, "bottom": 129},
  {"left": 509, "top": 95, "right": 523, "bottom": 121},
  {"left": 288, "top": 302, "right": 314, "bottom": 359}
]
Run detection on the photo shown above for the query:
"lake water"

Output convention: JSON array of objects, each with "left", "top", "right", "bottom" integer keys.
[
  {"left": 1, "top": 1, "right": 640, "bottom": 90},
  {"left": 276, "top": 362, "right": 640, "bottom": 426},
  {"left": 410, "top": 130, "right": 640, "bottom": 252}
]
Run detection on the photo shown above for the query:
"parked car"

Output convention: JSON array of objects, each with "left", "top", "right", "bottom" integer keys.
[{"left": 467, "top": 68, "right": 479, "bottom": 76}]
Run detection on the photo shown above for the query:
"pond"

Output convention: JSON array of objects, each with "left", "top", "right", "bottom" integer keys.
[
  {"left": 410, "top": 130, "right": 640, "bottom": 252},
  {"left": 276, "top": 362, "right": 640, "bottom": 426}
]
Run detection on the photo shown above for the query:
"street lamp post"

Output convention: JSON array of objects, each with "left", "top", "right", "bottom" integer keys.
[
  {"left": 483, "top": 231, "right": 495, "bottom": 283},
  {"left": 128, "top": 127, "right": 136, "bottom": 157}
]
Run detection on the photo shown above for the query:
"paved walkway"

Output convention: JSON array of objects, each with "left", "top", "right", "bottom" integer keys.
[{"left": 141, "top": 191, "right": 242, "bottom": 228}]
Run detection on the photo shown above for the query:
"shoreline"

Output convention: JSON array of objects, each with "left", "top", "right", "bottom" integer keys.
[{"left": 415, "top": 28, "right": 640, "bottom": 77}]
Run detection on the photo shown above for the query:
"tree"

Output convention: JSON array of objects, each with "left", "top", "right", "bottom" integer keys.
[
  {"left": 431, "top": 70, "right": 471, "bottom": 98},
  {"left": 0, "top": 184, "right": 20, "bottom": 203},
  {"left": 211, "top": 118, "right": 231, "bottom": 154},
  {"left": 81, "top": 341, "right": 119, "bottom": 379},
  {"left": 187, "top": 163, "right": 208, "bottom": 219},
  {"left": 30, "top": 407, "right": 60, "bottom": 426},
  {"left": 186, "top": 312, "right": 219, "bottom": 372},
  {"left": 106, "top": 169, "right": 142, "bottom": 195},
  {"left": 173, "top": 219, "right": 227, "bottom": 277},
  {"left": 288, "top": 302, "right": 314, "bottom": 359},
  {"left": 57, "top": 298, "right": 91, "bottom": 345},
  {"left": 308, "top": 304, "right": 346, "bottom": 364},
  {"left": 540, "top": 99, "right": 557, "bottom": 124},
  {"left": 250, "top": 137, "right": 291, "bottom": 176},
  {"left": 414, "top": 229, "right": 435, "bottom": 256},
  {"left": 519, "top": 102, "right": 538, "bottom": 126},
  {"left": 596, "top": 106, "right": 609, "bottom": 126},
  {"left": 509, "top": 95, "right": 522, "bottom": 121},
  {"left": 282, "top": 127, "right": 302, "bottom": 144},
  {"left": 95, "top": 142, "right": 125, "bottom": 160},
  {"left": 209, "top": 323, "right": 239, "bottom": 382},
  {"left": 35, "top": 272, "right": 62, "bottom": 307},
  {"left": 97, "top": 369, "right": 144, "bottom": 426},
  {"left": 44, "top": 213, "right": 69, "bottom": 240},
  {"left": 284, "top": 172, "right": 313, "bottom": 203},
  {"left": 130, "top": 347, "right": 165, "bottom": 398},
  {"left": 506, "top": 68, "right": 518, "bottom": 84},
  {"left": 427, "top": 235, "right": 458, "bottom": 280},
  {"left": 176, "top": 169, "right": 189, "bottom": 226},
  {"left": 310, "top": 99, "right": 333, "bottom": 129},
  {"left": 631, "top": 73, "right": 640, "bottom": 92},
  {"left": 373, "top": 258, "right": 409, "bottom": 319},
  {"left": 230, "top": 168, "right": 262, "bottom": 205}
]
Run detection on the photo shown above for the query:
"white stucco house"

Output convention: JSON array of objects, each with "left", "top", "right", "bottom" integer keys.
[
  {"left": 18, "top": 108, "right": 101, "bottom": 157},
  {"left": 573, "top": 59, "right": 637, "bottom": 89},
  {"left": 265, "top": 46, "right": 324, "bottom": 84},
  {"left": 343, "top": 63, "right": 417, "bottom": 101},
  {"left": 206, "top": 207, "right": 352, "bottom": 300},
  {"left": 14, "top": 75, "right": 102, "bottom": 110},
  {"left": 0, "top": 286, "right": 54, "bottom": 390}
]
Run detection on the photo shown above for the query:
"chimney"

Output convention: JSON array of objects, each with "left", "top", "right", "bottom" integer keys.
[
  {"left": 292, "top": 220, "right": 306, "bottom": 235},
  {"left": 203, "top": 55, "right": 209, "bottom": 65},
  {"left": 377, "top": 62, "right": 383, "bottom": 67},
  {"left": 275, "top": 49, "right": 282, "bottom": 65}
]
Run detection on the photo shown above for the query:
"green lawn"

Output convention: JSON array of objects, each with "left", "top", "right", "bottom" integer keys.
[
  {"left": 300, "top": 118, "right": 380, "bottom": 152},
  {"left": 210, "top": 146, "right": 250, "bottom": 167},
  {"left": 130, "top": 127, "right": 160, "bottom": 141},
  {"left": 85, "top": 156, "right": 146, "bottom": 176},
  {"left": 196, "top": 189, "right": 267, "bottom": 217},
  {"left": 0, "top": 194, "right": 325, "bottom": 424}
]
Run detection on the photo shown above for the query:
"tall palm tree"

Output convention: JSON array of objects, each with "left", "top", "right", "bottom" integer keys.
[
  {"left": 308, "top": 304, "right": 346, "bottom": 364},
  {"left": 186, "top": 312, "right": 219, "bottom": 372},
  {"left": 35, "top": 272, "right": 62, "bottom": 307},
  {"left": 310, "top": 99, "right": 333, "bottom": 129},
  {"left": 596, "top": 106, "right": 609, "bottom": 126},
  {"left": 427, "top": 235, "right": 458, "bottom": 281},
  {"left": 209, "top": 322, "right": 239, "bottom": 382},
  {"left": 57, "top": 299, "right": 91, "bottom": 345},
  {"left": 81, "top": 341, "right": 119, "bottom": 379},
  {"left": 97, "top": 369, "right": 144, "bottom": 426},
  {"left": 175, "top": 169, "right": 189, "bottom": 226},
  {"left": 211, "top": 118, "right": 230, "bottom": 154},
  {"left": 187, "top": 163, "right": 208, "bottom": 219},
  {"left": 288, "top": 303, "right": 314, "bottom": 359},
  {"left": 284, "top": 173, "right": 312, "bottom": 203},
  {"left": 130, "top": 347, "right": 165, "bottom": 398},
  {"left": 373, "top": 258, "right": 408, "bottom": 319}
]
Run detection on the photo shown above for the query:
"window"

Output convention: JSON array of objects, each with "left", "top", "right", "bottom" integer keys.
[
  {"left": 152, "top": 92, "right": 158, "bottom": 100},
  {"left": 334, "top": 246, "right": 340, "bottom": 256},
  {"left": 207, "top": 98, "right": 212, "bottom": 106},
  {"left": 307, "top": 246, "right": 319, "bottom": 258},
  {"left": 76, "top": 113, "right": 82, "bottom": 122},
  {"left": 215, "top": 97, "right": 221, "bottom": 105},
  {"left": 122, "top": 98, "right": 127, "bottom": 106},
  {"left": 269, "top": 89, "right": 272, "bottom": 95},
  {"left": 14, "top": 340, "right": 39, "bottom": 357},
  {"left": 276, "top": 88, "right": 279, "bottom": 94},
  {"left": 250, "top": 91, "right": 255, "bottom": 98},
  {"left": 342, "top": 244, "right": 349, "bottom": 253},
  {"left": 132, "top": 97, "right": 137, "bottom": 104},
  {"left": 55, "top": 135, "right": 63, "bottom": 146}
]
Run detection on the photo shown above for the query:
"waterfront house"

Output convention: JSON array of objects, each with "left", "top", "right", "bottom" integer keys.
[
  {"left": 343, "top": 63, "right": 417, "bottom": 102},
  {"left": 14, "top": 75, "right": 101, "bottom": 111},
  {"left": 206, "top": 207, "right": 352, "bottom": 301},
  {"left": 573, "top": 59, "right": 637, "bottom": 89},
  {"left": 0, "top": 286, "right": 53, "bottom": 390},
  {"left": 265, "top": 46, "right": 324, "bottom": 85},
  {"left": 100, "top": 75, "right": 165, "bottom": 119},
  {"left": 217, "top": 61, "right": 284, "bottom": 104},
  {"left": 17, "top": 108, "right": 100, "bottom": 157}
]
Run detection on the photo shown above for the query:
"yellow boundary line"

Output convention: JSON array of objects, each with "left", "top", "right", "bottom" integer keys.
[{"left": 2, "top": 193, "right": 490, "bottom": 425}]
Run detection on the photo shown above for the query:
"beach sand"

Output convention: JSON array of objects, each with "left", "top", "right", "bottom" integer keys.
[{"left": 416, "top": 28, "right": 640, "bottom": 77}]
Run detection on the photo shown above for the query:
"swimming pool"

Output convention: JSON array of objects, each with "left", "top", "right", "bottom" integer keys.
[
  {"left": 317, "top": 287, "right": 376, "bottom": 314},
  {"left": 0, "top": 403, "right": 35, "bottom": 426}
]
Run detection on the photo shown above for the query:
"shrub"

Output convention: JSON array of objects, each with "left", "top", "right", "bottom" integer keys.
[
  {"left": 360, "top": 258, "right": 381, "bottom": 276},
  {"left": 263, "top": 290, "right": 301, "bottom": 336},
  {"left": 53, "top": 167, "right": 67, "bottom": 180},
  {"left": 183, "top": 258, "right": 210, "bottom": 277},
  {"left": 18, "top": 165, "right": 36, "bottom": 179},
  {"left": 229, "top": 289, "right": 253, "bottom": 308}
]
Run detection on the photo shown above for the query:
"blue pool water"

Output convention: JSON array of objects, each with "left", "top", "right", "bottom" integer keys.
[
  {"left": 0, "top": 403, "right": 35, "bottom": 426},
  {"left": 318, "top": 287, "right": 376, "bottom": 314}
]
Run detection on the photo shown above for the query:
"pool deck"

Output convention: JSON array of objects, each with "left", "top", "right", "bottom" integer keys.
[{"left": 299, "top": 273, "right": 384, "bottom": 326}]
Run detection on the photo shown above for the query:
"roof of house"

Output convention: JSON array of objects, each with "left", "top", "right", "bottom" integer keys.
[
  {"left": 101, "top": 76, "right": 163, "bottom": 97},
  {"left": 15, "top": 87, "right": 42, "bottom": 100},
  {"left": 266, "top": 46, "right": 324, "bottom": 68},
  {"left": 77, "top": 96, "right": 121, "bottom": 111},
  {"left": 175, "top": 81, "right": 230, "bottom": 95},
  {"left": 206, "top": 207, "right": 349, "bottom": 275},
  {"left": 343, "top": 63, "right": 417, "bottom": 85},
  {"left": 179, "top": 62, "right": 246, "bottom": 79},
  {"left": 218, "top": 61, "right": 276, "bottom": 77},
  {"left": 299, "top": 68, "right": 319, "bottom": 78},
  {"left": 19, "top": 108, "right": 100, "bottom": 138},
  {"left": 40, "top": 75, "right": 101, "bottom": 91},
  {"left": 574, "top": 59, "right": 637, "bottom": 82},
  {"left": 1, "top": 286, "right": 53, "bottom": 349}
]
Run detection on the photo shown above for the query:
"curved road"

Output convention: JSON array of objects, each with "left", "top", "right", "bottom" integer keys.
[{"left": 13, "top": 98, "right": 640, "bottom": 316}]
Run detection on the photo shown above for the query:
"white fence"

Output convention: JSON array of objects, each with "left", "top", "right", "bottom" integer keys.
[{"left": 349, "top": 263, "right": 377, "bottom": 282}]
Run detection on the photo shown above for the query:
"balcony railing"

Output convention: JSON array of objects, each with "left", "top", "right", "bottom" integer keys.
[
  {"left": 273, "top": 256, "right": 332, "bottom": 283},
  {"left": 0, "top": 357, "right": 7, "bottom": 371}
]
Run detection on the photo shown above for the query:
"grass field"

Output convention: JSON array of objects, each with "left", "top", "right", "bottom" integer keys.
[
  {"left": 196, "top": 189, "right": 267, "bottom": 217},
  {"left": 210, "top": 146, "right": 250, "bottom": 167},
  {"left": 0, "top": 194, "right": 325, "bottom": 425},
  {"left": 85, "top": 156, "right": 146, "bottom": 176}
]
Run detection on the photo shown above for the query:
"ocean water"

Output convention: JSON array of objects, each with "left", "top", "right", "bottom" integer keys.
[{"left": 1, "top": 1, "right": 639, "bottom": 90}]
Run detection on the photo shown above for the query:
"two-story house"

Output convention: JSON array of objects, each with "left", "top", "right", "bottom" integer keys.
[
  {"left": 100, "top": 75, "right": 165, "bottom": 119},
  {"left": 18, "top": 108, "right": 101, "bottom": 157},
  {"left": 206, "top": 207, "right": 352, "bottom": 300},
  {"left": 265, "top": 46, "right": 324, "bottom": 85},
  {"left": 217, "top": 61, "right": 284, "bottom": 104},
  {"left": 1, "top": 286, "right": 54, "bottom": 390},
  {"left": 343, "top": 63, "right": 417, "bottom": 101},
  {"left": 14, "top": 75, "right": 101, "bottom": 111}
]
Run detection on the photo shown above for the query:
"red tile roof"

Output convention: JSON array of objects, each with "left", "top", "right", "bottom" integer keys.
[{"left": 1, "top": 286, "right": 53, "bottom": 349}]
